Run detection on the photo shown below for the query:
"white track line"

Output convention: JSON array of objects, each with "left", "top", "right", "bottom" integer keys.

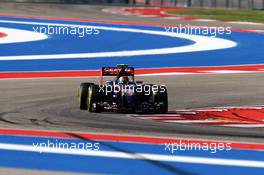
[
  {"left": 227, "top": 21, "right": 264, "bottom": 26},
  {"left": 1, "top": 143, "right": 264, "bottom": 168},
  {"left": 203, "top": 70, "right": 254, "bottom": 74},
  {"left": 0, "top": 27, "right": 47, "bottom": 44},
  {"left": 164, "top": 120, "right": 223, "bottom": 123},
  {"left": 163, "top": 17, "right": 183, "bottom": 20},
  {"left": 221, "top": 124, "right": 264, "bottom": 128},
  {"left": 192, "top": 19, "right": 217, "bottom": 22},
  {"left": 0, "top": 20, "right": 236, "bottom": 60}
]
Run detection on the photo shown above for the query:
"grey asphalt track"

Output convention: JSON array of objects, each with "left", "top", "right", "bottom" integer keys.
[
  {"left": 0, "top": 2, "right": 264, "bottom": 144},
  {"left": 1, "top": 73, "right": 264, "bottom": 143},
  {"left": 0, "top": 168, "right": 90, "bottom": 175}
]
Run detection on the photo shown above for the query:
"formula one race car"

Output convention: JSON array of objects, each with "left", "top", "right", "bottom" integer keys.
[{"left": 78, "top": 64, "right": 168, "bottom": 113}]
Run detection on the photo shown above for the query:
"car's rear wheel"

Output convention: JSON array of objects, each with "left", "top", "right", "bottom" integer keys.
[
  {"left": 153, "top": 86, "right": 168, "bottom": 114},
  {"left": 87, "top": 85, "right": 101, "bottom": 113},
  {"left": 78, "top": 83, "right": 93, "bottom": 110}
]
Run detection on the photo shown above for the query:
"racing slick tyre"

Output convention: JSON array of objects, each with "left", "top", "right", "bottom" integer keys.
[
  {"left": 87, "top": 84, "right": 101, "bottom": 113},
  {"left": 78, "top": 83, "right": 94, "bottom": 110},
  {"left": 154, "top": 86, "right": 168, "bottom": 114}
]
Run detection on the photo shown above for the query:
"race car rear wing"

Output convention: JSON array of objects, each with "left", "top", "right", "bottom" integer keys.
[
  {"left": 100, "top": 66, "right": 135, "bottom": 85},
  {"left": 101, "top": 67, "right": 134, "bottom": 76}
]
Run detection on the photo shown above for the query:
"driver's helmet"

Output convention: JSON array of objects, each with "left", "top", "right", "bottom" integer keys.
[{"left": 118, "top": 76, "right": 129, "bottom": 84}]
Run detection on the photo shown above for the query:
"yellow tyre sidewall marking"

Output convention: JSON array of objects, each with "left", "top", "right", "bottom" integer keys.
[
  {"left": 87, "top": 87, "right": 92, "bottom": 112},
  {"left": 78, "top": 87, "right": 81, "bottom": 108}
]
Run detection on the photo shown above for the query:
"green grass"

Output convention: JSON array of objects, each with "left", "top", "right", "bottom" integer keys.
[{"left": 167, "top": 9, "right": 264, "bottom": 23}]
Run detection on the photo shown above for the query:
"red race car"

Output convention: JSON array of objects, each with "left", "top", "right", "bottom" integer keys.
[{"left": 78, "top": 64, "right": 168, "bottom": 113}]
